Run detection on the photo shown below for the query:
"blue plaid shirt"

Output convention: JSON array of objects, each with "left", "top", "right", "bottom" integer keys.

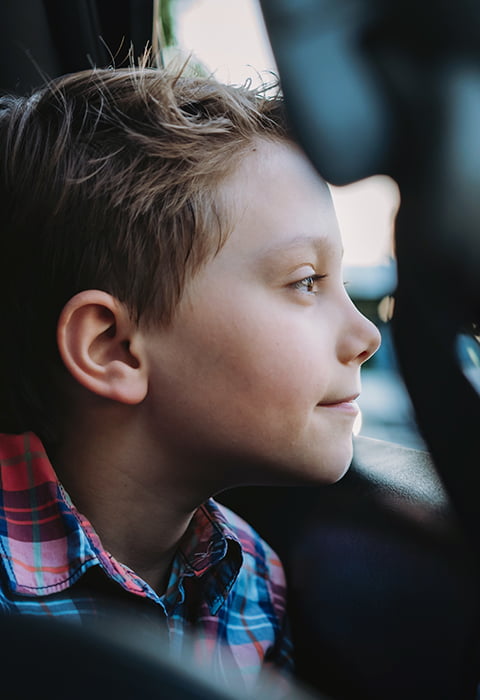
[{"left": 0, "top": 432, "right": 293, "bottom": 690}]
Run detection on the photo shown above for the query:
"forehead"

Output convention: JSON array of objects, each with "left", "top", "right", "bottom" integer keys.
[{"left": 215, "top": 139, "right": 341, "bottom": 262}]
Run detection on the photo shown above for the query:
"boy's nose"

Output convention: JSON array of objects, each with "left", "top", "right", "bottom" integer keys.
[
  {"left": 359, "top": 314, "right": 382, "bottom": 364},
  {"left": 338, "top": 298, "right": 382, "bottom": 366}
]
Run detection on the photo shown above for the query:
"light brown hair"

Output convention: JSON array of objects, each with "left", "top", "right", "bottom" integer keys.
[{"left": 0, "top": 66, "right": 288, "bottom": 442}]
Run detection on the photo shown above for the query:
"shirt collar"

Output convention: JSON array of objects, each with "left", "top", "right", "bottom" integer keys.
[
  {"left": 170, "top": 499, "right": 243, "bottom": 614},
  {"left": 0, "top": 432, "right": 242, "bottom": 612}
]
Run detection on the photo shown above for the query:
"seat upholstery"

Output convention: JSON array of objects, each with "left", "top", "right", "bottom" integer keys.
[{"left": 219, "top": 436, "right": 480, "bottom": 699}]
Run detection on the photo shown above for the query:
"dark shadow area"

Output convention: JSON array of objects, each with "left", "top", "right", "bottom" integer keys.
[{"left": 220, "top": 437, "right": 480, "bottom": 699}]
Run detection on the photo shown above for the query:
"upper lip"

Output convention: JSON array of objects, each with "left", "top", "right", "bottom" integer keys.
[{"left": 318, "top": 393, "right": 359, "bottom": 406}]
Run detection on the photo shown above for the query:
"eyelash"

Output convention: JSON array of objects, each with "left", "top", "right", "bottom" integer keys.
[{"left": 293, "top": 274, "right": 327, "bottom": 294}]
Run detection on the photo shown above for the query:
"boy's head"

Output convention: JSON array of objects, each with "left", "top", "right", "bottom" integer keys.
[
  {"left": 0, "top": 66, "right": 380, "bottom": 485},
  {"left": 0, "top": 67, "right": 288, "bottom": 445}
]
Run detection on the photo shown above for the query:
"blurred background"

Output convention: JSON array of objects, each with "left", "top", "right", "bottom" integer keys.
[{"left": 166, "top": 0, "right": 425, "bottom": 450}]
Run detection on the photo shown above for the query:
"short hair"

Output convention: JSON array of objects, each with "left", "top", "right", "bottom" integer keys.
[{"left": 0, "top": 66, "right": 288, "bottom": 443}]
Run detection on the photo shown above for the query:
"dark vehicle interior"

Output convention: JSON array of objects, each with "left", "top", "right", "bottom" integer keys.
[{"left": 1, "top": 1, "right": 480, "bottom": 699}]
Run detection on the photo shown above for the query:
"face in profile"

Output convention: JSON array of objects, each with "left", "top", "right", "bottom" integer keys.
[{"left": 143, "top": 139, "right": 381, "bottom": 490}]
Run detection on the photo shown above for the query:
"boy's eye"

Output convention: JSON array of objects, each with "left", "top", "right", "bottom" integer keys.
[{"left": 292, "top": 274, "right": 326, "bottom": 294}]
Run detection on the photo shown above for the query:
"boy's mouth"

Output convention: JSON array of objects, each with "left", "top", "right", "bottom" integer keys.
[
  {"left": 319, "top": 393, "right": 359, "bottom": 407},
  {"left": 317, "top": 394, "right": 360, "bottom": 413}
]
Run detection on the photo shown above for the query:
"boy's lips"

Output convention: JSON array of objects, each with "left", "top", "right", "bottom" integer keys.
[
  {"left": 317, "top": 394, "right": 360, "bottom": 413},
  {"left": 319, "top": 393, "right": 359, "bottom": 406}
]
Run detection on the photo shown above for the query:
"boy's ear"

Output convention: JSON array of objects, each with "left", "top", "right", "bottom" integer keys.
[{"left": 57, "top": 290, "right": 148, "bottom": 404}]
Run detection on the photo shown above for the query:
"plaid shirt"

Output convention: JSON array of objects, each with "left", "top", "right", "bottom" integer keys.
[{"left": 0, "top": 432, "right": 292, "bottom": 690}]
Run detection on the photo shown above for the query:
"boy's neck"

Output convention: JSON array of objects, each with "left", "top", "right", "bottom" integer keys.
[{"left": 51, "top": 408, "right": 201, "bottom": 595}]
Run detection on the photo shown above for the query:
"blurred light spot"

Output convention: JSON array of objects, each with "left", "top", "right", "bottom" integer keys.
[
  {"left": 174, "top": 0, "right": 276, "bottom": 86},
  {"left": 330, "top": 175, "right": 400, "bottom": 267},
  {"left": 377, "top": 295, "right": 395, "bottom": 323}
]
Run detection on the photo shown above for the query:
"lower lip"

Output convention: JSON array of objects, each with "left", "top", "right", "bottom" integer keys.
[{"left": 317, "top": 400, "right": 359, "bottom": 415}]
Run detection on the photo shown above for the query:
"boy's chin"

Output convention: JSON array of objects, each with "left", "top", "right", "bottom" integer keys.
[
  {"left": 251, "top": 439, "right": 355, "bottom": 488},
  {"left": 324, "top": 438, "right": 355, "bottom": 482},
  {"left": 299, "top": 450, "right": 353, "bottom": 485},
  {"left": 212, "top": 432, "right": 355, "bottom": 490},
  {"left": 290, "top": 435, "right": 355, "bottom": 485}
]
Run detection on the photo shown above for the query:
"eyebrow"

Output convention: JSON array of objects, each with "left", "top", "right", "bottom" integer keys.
[{"left": 256, "top": 234, "right": 344, "bottom": 262}]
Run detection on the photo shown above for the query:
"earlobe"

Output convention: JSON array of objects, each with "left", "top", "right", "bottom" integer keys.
[{"left": 57, "top": 290, "right": 148, "bottom": 404}]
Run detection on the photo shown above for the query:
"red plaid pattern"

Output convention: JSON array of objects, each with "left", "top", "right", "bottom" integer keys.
[{"left": 0, "top": 432, "right": 292, "bottom": 690}]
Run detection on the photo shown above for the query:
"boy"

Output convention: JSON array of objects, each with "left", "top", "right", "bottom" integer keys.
[{"left": 0, "top": 67, "right": 380, "bottom": 688}]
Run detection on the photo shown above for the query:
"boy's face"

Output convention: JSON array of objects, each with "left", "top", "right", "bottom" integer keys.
[{"left": 144, "top": 140, "right": 380, "bottom": 489}]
